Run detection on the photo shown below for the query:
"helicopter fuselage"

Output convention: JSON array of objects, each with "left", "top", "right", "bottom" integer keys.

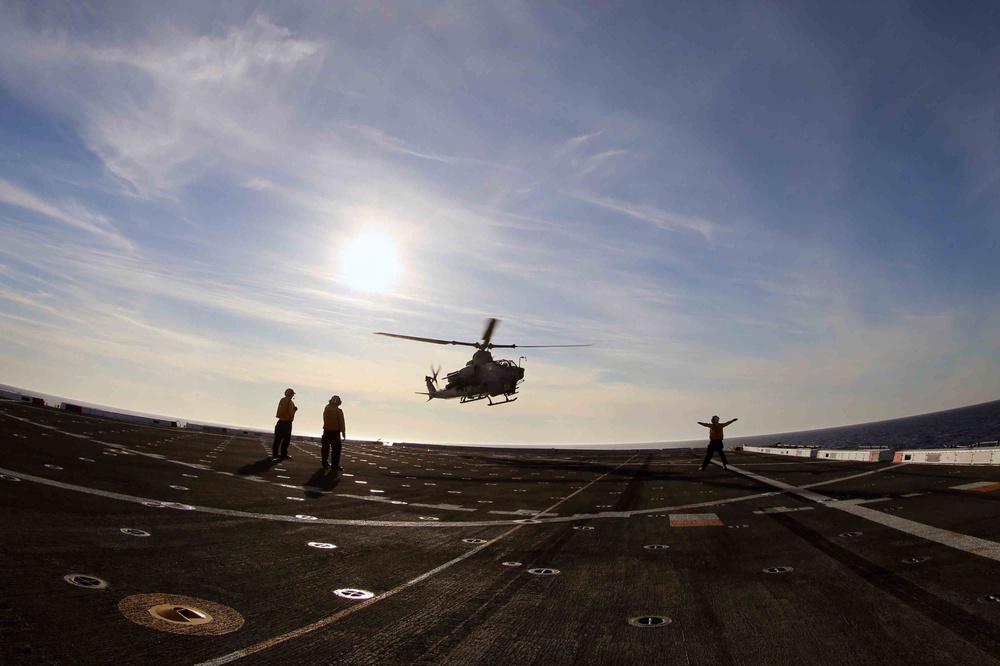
[
  {"left": 425, "top": 351, "right": 525, "bottom": 405},
  {"left": 375, "top": 317, "right": 588, "bottom": 405}
]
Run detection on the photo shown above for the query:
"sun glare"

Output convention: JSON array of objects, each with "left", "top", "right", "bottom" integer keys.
[{"left": 340, "top": 231, "right": 402, "bottom": 293}]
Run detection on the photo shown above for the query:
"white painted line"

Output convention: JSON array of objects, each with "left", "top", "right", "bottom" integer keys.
[
  {"left": 842, "top": 497, "right": 893, "bottom": 505},
  {"left": 753, "top": 506, "right": 814, "bottom": 515},
  {"left": 836, "top": 502, "right": 1000, "bottom": 560},
  {"left": 727, "top": 463, "right": 1000, "bottom": 562},
  {"left": 799, "top": 464, "right": 903, "bottom": 489},
  {"left": 193, "top": 454, "right": 641, "bottom": 665}
]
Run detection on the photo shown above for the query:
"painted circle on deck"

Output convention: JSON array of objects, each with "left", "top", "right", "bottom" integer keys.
[
  {"left": 978, "top": 595, "right": 1000, "bottom": 605},
  {"left": 142, "top": 501, "right": 165, "bottom": 508},
  {"left": 643, "top": 544, "right": 670, "bottom": 550},
  {"left": 296, "top": 515, "right": 318, "bottom": 521},
  {"left": 728, "top": 524, "right": 749, "bottom": 529},
  {"left": 573, "top": 526, "right": 594, "bottom": 531},
  {"left": 502, "top": 562, "right": 522, "bottom": 567},
  {"left": 462, "top": 538, "right": 488, "bottom": 544},
  {"left": 164, "top": 502, "right": 194, "bottom": 511},
  {"left": 64, "top": 574, "right": 108, "bottom": 589},
  {"left": 334, "top": 588, "right": 374, "bottom": 600},
  {"left": 44, "top": 464, "right": 63, "bottom": 470},
  {"left": 169, "top": 485, "right": 188, "bottom": 491},
  {"left": 418, "top": 516, "right": 439, "bottom": 521},
  {"left": 121, "top": 528, "right": 151, "bottom": 537},
  {"left": 119, "top": 593, "right": 244, "bottom": 635},
  {"left": 528, "top": 568, "right": 560, "bottom": 576},
  {"left": 79, "top": 457, "right": 95, "bottom": 462},
  {"left": 0, "top": 474, "right": 21, "bottom": 482},
  {"left": 628, "top": 616, "right": 672, "bottom": 627},
  {"left": 839, "top": 532, "right": 862, "bottom": 538},
  {"left": 763, "top": 566, "right": 793, "bottom": 574},
  {"left": 902, "top": 556, "right": 931, "bottom": 564},
  {"left": 307, "top": 542, "right": 337, "bottom": 549},
  {"left": 286, "top": 496, "right": 305, "bottom": 502}
]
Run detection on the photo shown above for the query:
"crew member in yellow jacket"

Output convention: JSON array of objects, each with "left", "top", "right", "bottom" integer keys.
[
  {"left": 271, "top": 388, "right": 298, "bottom": 459},
  {"left": 322, "top": 395, "right": 347, "bottom": 471}
]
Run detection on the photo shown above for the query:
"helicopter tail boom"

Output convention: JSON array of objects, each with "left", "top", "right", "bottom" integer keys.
[{"left": 423, "top": 374, "right": 439, "bottom": 399}]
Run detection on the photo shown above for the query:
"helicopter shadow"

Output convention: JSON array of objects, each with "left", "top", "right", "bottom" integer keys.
[{"left": 236, "top": 457, "right": 279, "bottom": 475}]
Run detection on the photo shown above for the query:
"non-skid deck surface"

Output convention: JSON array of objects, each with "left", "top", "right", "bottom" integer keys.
[{"left": 2, "top": 401, "right": 1000, "bottom": 665}]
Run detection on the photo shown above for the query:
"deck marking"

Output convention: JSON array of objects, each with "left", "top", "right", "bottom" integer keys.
[
  {"left": 728, "top": 463, "right": 1000, "bottom": 562},
  {"left": 0, "top": 456, "right": 919, "bottom": 528},
  {"left": 192, "top": 455, "right": 640, "bottom": 665},
  {"left": 842, "top": 497, "right": 893, "bottom": 505},
  {"left": 753, "top": 506, "right": 814, "bottom": 515},
  {"left": 0, "top": 466, "right": 777, "bottom": 526},
  {"left": 669, "top": 513, "right": 722, "bottom": 527},
  {"left": 798, "top": 464, "right": 902, "bottom": 489},
  {"left": 951, "top": 481, "right": 1000, "bottom": 492}
]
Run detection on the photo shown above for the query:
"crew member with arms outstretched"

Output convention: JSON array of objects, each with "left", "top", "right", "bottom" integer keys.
[
  {"left": 698, "top": 415, "right": 737, "bottom": 470},
  {"left": 271, "top": 388, "right": 298, "bottom": 459}
]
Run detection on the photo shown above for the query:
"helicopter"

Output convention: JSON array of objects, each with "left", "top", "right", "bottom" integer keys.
[{"left": 375, "top": 318, "right": 590, "bottom": 406}]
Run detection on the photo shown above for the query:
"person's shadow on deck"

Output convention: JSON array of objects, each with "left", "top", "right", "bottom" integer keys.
[
  {"left": 304, "top": 467, "right": 341, "bottom": 498},
  {"left": 236, "top": 457, "right": 279, "bottom": 475}
]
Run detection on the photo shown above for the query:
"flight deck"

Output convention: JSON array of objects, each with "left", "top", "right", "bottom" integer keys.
[{"left": 2, "top": 400, "right": 999, "bottom": 665}]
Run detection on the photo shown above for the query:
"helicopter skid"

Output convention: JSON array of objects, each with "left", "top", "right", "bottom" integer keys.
[{"left": 487, "top": 394, "right": 518, "bottom": 406}]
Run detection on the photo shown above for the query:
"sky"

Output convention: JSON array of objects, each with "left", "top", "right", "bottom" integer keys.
[{"left": 0, "top": 1, "right": 998, "bottom": 445}]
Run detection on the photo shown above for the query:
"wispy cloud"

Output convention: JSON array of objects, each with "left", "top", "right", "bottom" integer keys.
[
  {"left": 569, "top": 190, "right": 716, "bottom": 241},
  {"left": 0, "top": 4, "right": 997, "bottom": 443},
  {"left": 0, "top": 178, "right": 134, "bottom": 250}
]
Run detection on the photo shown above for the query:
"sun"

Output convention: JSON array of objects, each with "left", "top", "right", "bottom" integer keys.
[{"left": 339, "top": 231, "right": 402, "bottom": 293}]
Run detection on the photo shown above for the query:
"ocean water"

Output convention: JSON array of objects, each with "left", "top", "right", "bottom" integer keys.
[
  {"left": 725, "top": 399, "right": 1000, "bottom": 451},
  {"left": 447, "top": 400, "right": 1000, "bottom": 451}
]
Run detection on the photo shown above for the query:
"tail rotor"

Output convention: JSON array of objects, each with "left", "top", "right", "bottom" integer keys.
[{"left": 423, "top": 365, "right": 441, "bottom": 400}]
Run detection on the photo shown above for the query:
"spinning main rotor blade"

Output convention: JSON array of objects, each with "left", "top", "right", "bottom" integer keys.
[
  {"left": 374, "top": 332, "right": 479, "bottom": 347},
  {"left": 481, "top": 318, "right": 498, "bottom": 348},
  {"left": 487, "top": 343, "right": 592, "bottom": 349}
]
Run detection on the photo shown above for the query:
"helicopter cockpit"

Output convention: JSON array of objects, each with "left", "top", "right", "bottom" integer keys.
[{"left": 468, "top": 349, "right": 494, "bottom": 366}]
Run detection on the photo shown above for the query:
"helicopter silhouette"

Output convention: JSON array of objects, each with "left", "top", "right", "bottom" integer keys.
[{"left": 375, "top": 318, "right": 590, "bottom": 406}]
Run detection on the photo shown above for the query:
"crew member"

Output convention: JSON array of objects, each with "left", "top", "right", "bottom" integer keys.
[
  {"left": 271, "top": 388, "right": 298, "bottom": 459},
  {"left": 698, "top": 415, "right": 737, "bottom": 470},
  {"left": 322, "top": 395, "right": 347, "bottom": 471}
]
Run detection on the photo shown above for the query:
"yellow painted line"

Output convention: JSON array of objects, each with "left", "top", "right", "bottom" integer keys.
[{"left": 971, "top": 482, "right": 1000, "bottom": 493}]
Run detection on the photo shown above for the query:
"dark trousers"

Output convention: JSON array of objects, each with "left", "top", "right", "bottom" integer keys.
[
  {"left": 272, "top": 420, "right": 292, "bottom": 457},
  {"left": 321, "top": 429, "right": 342, "bottom": 466},
  {"left": 701, "top": 440, "right": 728, "bottom": 469}
]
